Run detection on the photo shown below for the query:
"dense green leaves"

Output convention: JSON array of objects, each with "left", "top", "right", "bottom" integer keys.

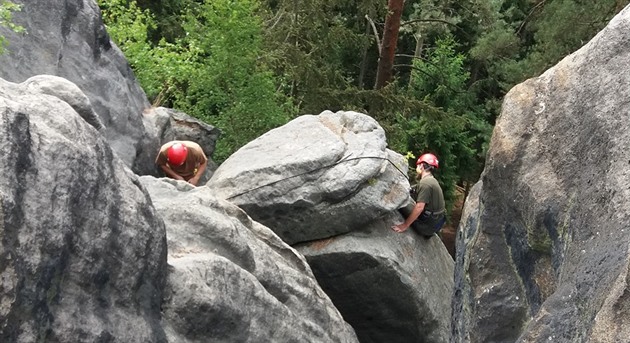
[
  {"left": 396, "top": 36, "right": 491, "bottom": 207},
  {"left": 98, "top": 0, "right": 629, "bottom": 211},
  {"left": 99, "top": 0, "right": 293, "bottom": 162},
  {"left": 0, "top": 0, "right": 25, "bottom": 55},
  {"left": 169, "top": 0, "right": 293, "bottom": 161}
]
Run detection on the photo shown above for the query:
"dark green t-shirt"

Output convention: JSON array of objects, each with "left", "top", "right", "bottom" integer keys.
[{"left": 414, "top": 175, "right": 445, "bottom": 213}]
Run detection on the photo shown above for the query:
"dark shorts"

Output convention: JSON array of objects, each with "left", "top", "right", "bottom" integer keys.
[
  {"left": 411, "top": 212, "right": 446, "bottom": 237},
  {"left": 398, "top": 203, "right": 446, "bottom": 237}
]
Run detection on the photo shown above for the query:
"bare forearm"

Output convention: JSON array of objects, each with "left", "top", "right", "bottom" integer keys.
[
  {"left": 160, "top": 165, "right": 184, "bottom": 180},
  {"left": 402, "top": 202, "right": 425, "bottom": 228},
  {"left": 187, "top": 161, "right": 206, "bottom": 186},
  {"left": 196, "top": 161, "right": 207, "bottom": 178}
]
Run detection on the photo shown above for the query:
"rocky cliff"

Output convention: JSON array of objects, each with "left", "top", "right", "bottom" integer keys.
[
  {"left": 0, "top": 76, "right": 358, "bottom": 342},
  {"left": 453, "top": 5, "right": 630, "bottom": 343}
]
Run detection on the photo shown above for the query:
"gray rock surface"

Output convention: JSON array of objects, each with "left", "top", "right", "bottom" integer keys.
[
  {"left": 139, "top": 177, "right": 359, "bottom": 343},
  {"left": 207, "top": 109, "right": 453, "bottom": 342},
  {"left": 207, "top": 110, "right": 411, "bottom": 244},
  {"left": 0, "top": 75, "right": 167, "bottom": 342},
  {"left": 297, "top": 213, "right": 454, "bottom": 343},
  {"left": 1, "top": 76, "right": 359, "bottom": 342},
  {"left": 452, "top": 5, "right": 630, "bottom": 343},
  {"left": 451, "top": 181, "right": 483, "bottom": 343},
  {"left": 0, "top": 0, "right": 154, "bottom": 174},
  {"left": 21, "top": 74, "right": 104, "bottom": 130}
]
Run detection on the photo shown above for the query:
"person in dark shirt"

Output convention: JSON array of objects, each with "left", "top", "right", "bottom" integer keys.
[{"left": 392, "top": 153, "right": 446, "bottom": 238}]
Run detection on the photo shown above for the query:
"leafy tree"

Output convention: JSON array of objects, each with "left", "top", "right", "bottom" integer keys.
[
  {"left": 399, "top": 35, "right": 491, "bottom": 208},
  {"left": 99, "top": 0, "right": 293, "bottom": 162},
  {"left": 0, "top": 0, "right": 25, "bottom": 54},
  {"left": 134, "top": 0, "right": 190, "bottom": 43},
  {"left": 97, "top": 0, "right": 164, "bottom": 96},
  {"left": 517, "top": 0, "right": 628, "bottom": 79},
  {"left": 466, "top": 0, "right": 629, "bottom": 122},
  {"left": 259, "top": 0, "right": 384, "bottom": 113},
  {"left": 400, "top": 0, "right": 463, "bottom": 87}
]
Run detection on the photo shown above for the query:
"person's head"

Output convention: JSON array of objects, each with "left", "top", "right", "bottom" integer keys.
[
  {"left": 167, "top": 143, "right": 188, "bottom": 166},
  {"left": 416, "top": 153, "right": 439, "bottom": 174}
]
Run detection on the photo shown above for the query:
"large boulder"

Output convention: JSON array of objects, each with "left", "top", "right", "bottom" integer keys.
[
  {"left": 1, "top": 76, "right": 359, "bottom": 342},
  {"left": 452, "top": 6, "right": 630, "bottom": 343},
  {"left": 207, "top": 110, "right": 411, "bottom": 244},
  {"left": 139, "top": 177, "right": 359, "bottom": 343},
  {"left": 208, "top": 109, "right": 453, "bottom": 342},
  {"left": 0, "top": 76, "right": 167, "bottom": 341},
  {"left": 0, "top": 0, "right": 155, "bottom": 174},
  {"left": 296, "top": 212, "right": 454, "bottom": 343}
]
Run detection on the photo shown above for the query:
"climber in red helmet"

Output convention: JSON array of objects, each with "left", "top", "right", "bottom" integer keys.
[
  {"left": 155, "top": 141, "right": 208, "bottom": 186},
  {"left": 392, "top": 153, "right": 446, "bottom": 238}
]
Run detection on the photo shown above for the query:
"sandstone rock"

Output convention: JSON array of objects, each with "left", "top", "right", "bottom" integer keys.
[
  {"left": 140, "top": 177, "right": 359, "bottom": 343},
  {"left": 207, "top": 109, "right": 455, "bottom": 341},
  {"left": 0, "top": 75, "right": 358, "bottom": 342},
  {"left": 297, "top": 212, "right": 454, "bottom": 343},
  {"left": 452, "top": 6, "right": 630, "bottom": 342},
  {"left": 207, "top": 110, "right": 411, "bottom": 244},
  {"left": 0, "top": 0, "right": 154, "bottom": 174},
  {"left": 21, "top": 74, "right": 104, "bottom": 130},
  {"left": 0, "top": 76, "right": 167, "bottom": 342}
]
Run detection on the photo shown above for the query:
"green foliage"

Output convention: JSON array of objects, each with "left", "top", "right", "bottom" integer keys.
[
  {"left": 260, "top": 0, "right": 384, "bottom": 112},
  {"left": 520, "top": 0, "right": 626, "bottom": 76},
  {"left": 467, "top": 0, "right": 629, "bottom": 95},
  {"left": 97, "top": 0, "right": 163, "bottom": 95},
  {"left": 99, "top": 0, "right": 293, "bottom": 162},
  {"left": 171, "top": 0, "right": 293, "bottom": 161},
  {"left": 98, "top": 0, "right": 628, "bottom": 212},
  {"left": 0, "top": 0, "right": 25, "bottom": 54},
  {"left": 399, "top": 35, "right": 491, "bottom": 209},
  {"left": 134, "top": 0, "right": 191, "bottom": 43}
]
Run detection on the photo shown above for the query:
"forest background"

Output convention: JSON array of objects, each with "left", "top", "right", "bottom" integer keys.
[{"left": 3, "top": 0, "right": 628, "bottom": 211}]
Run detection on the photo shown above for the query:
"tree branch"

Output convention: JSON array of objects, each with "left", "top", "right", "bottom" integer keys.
[
  {"left": 394, "top": 64, "right": 468, "bottom": 95},
  {"left": 365, "top": 14, "right": 381, "bottom": 53},
  {"left": 396, "top": 53, "right": 424, "bottom": 59},
  {"left": 517, "top": 0, "right": 547, "bottom": 36},
  {"left": 401, "top": 18, "right": 458, "bottom": 28},
  {"left": 265, "top": 9, "right": 285, "bottom": 31}
]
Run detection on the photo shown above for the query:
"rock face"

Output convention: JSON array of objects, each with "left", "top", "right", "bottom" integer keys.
[
  {"left": 0, "top": 0, "right": 154, "bottom": 174},
  {"left": 452, "top": 6, "right": 630, "bottom": 343},
  {"left": 0, "top": 76, "right": 167, "bottom": 341},
  {"left": 1, "top": 77, "right": 359, "bottom": 342},
  {"left": 207, "top": 110, "right": 411, "bottom": 245},
  {"left": 140, "top": 177, "right": 359, "bottom": 343},
  {"left": 297, "top": 213, "right": 454, "bottom": 343},
  {"left": 208, "top": 110, "right": 454, "bottom": 342},
  {"left": 20, "top": 75, "right": 104, "bottom": 131}
]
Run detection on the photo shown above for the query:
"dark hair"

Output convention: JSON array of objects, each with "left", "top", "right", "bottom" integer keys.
[{"left": 419, "top": 162, "right": 434, "bottom": 172}]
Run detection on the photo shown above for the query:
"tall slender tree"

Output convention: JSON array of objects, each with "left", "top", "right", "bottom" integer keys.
[{"left": 374, "top": 0, "right": 404, "bottom": 89}]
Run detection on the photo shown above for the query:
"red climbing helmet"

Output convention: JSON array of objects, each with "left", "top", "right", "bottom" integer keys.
[
  {"left": 416, "top": 153, "right": 439, "bottom": 168},
  {"left": 167, "top": 143, "right": 188, "bottom": 166}
]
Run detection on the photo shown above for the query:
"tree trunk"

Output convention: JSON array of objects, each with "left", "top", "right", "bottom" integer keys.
[
  {"left": 374, "top": 0, "right": 404, "bottom": 90},
  {"left": 407, "top": 32, "right": 424, "bottom": 87},
  {"left": 358, "top": 20, "right": 371, "bottom": 89}
]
